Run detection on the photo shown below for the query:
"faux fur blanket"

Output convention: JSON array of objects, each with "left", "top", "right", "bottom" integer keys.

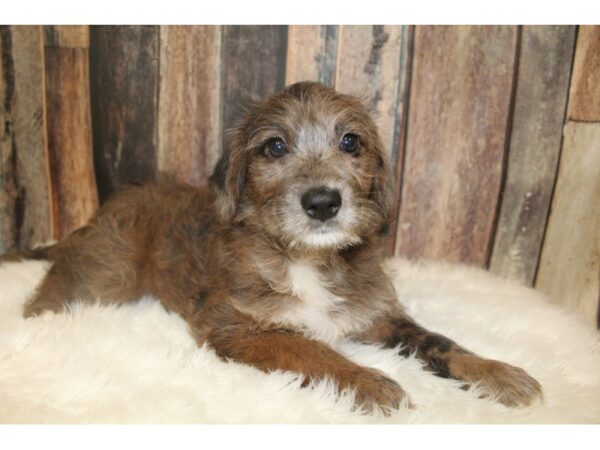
[{"left": 0, "top": 258, "right": 598, "bottom": 423}]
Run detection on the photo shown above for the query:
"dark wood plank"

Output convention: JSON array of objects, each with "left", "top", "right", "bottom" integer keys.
[
  {"left": 395, "top": 26, "right": 518, "bottom": 266},
  {"left": 44, "top": 26, "right": 98, "bottom": 239},
  {"left": 0, "top": 26, "right": 18, "bottom": 252},
  {"left": 157, "top": 26, "right": 222, "bottom": 186},
  {"left": 567, "top": 26, "right": 600, "bottom": 122},
  {"left": 221, "top": 26, "right": 287, "bottom": 138},
  {"left": 89, "top": 25, "right": 159, "bottom": 203},
  {"left": 489, "top": 26, "right": 576, "bottom": 285},
  {"left": 285, "top": 25, "right": 338, "bottom": 86},
  {"left": 0, "top": 26, "right": 53, "bottom": 252},
  {"left": 536, "top": 122, "right": 600, "bottom": 326},
  {"left": 335, "top": 25, "right": 413, "bottom": 254}
]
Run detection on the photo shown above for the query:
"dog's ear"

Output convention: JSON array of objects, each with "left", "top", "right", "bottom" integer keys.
[{"left": 210, "top": 127, "right": 248, "bottom": 223}]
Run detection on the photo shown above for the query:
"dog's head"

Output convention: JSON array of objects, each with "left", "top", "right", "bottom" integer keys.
[{"left": 210, "top": 81, "right": 393, "bottom": 250}]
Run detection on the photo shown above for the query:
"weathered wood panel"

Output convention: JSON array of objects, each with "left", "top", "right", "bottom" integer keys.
[
  {"left": 89, "top": 26, "right": 159, "bottom": 203},
  {"left": 335, "top": 25, "right": 413, "bottom": 253},
  {"left": 44, "top": 25, "right": 89, "bottom": 48},
  {"left": 44, "top": 26, "right": 98, "bottom": 239},
  {"left": 536, "top": 122, "right": 600, "bottom": 326},
  {"left": 285, "top": 25, "right": 338, "bottom": 86},
  {"left": 336, "top": 26, "right": 410, "bottom": 160},
  {"left": 221, "top": 26, "right": 287, "bottom": 140},
  {"left": 157, "top": 26, "right": 222, "bottom": 185},
  {"left": 490, "top": 26, "right": 576, "bottom": 285},
  {"left": 395, "top": 26, "right": 518, "bottom": 266},
  {"left": 0, "top": 26, "right": 18, "bottom": 251},
  {"left": 567, "top": 26, "right": 600, "bottom": 122},
  {"left": 0, "top": 26, "right": 53, "bottom": 252}
]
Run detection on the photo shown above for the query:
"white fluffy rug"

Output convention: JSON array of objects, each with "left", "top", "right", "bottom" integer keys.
[{"left": 0, "top": 258, "right": 599, "bottom": 424}]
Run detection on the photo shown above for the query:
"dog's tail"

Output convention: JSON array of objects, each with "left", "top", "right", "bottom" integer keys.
[{"left": 0, "top": 243, "right": 56, "bottom": 264}]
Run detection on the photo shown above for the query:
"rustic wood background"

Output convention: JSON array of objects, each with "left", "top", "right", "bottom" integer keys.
[{"left": 1, "top": 25, "right": 598, "bottom": 328}]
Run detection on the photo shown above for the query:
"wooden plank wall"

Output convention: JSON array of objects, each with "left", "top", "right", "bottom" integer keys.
[
  {"left": 0, "top": 25, "right": 598, "bottom": 327},
  {"left": 536, "top": 26, "right": 600, "bottom": 328},
  {"left": 489, "top": 26, "right": 575, "bottom": 286},
  {"left": 396, "top": 26, "right": 518, "bottom": 266},
  {"left": 158, "top": 26, "right": 222, "bottom": 185}
]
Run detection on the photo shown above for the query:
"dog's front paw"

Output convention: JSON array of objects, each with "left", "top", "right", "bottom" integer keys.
[
  {"left": 350, "top": 368, "right": 412, "bottom": 414},
  {"left": 454, "top": 355, "right": 542, "bottom": 407}
]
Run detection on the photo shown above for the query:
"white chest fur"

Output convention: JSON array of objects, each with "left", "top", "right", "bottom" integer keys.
[{"left": 278, "top": 261, "right": 362, "bottom": 345}]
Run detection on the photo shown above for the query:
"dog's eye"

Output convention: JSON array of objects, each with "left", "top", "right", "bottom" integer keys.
[
  {"left": 340, "top": 133, "right": 359, "bottom": 154},
  {"left": 265, "top": 138, "right": 288, "bottom": 158}
]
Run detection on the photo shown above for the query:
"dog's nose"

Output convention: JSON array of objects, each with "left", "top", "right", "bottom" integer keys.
[{"left": 301, "top": 187, "right": 342, "bottom": 222}]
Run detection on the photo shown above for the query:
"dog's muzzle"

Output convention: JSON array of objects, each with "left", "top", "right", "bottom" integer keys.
[{"left": 301, "top": 187, "right": 342, "bottom": 222}]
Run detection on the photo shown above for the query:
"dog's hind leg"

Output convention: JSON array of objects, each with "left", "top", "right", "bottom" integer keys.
[
  {"left": 23, "top": 251, "right": 145, "bottom": 318},
  {"left": 23, "top": 262, "right": 92, "bottom": 317},
  {"left": 22, "top": 224, "right": 148, "bottom": 318}
]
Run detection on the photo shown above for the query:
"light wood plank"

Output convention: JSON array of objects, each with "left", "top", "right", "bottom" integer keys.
[
  {"left": 335, "top": 26, "right": 413, "bottom": 254},
  {"left": 44, "top": 25, "right": 89, "bottom": 48},
  {"left": 44, "top": 46, "right": 98, "bottom": 238},
  {"left": 158, "top": 26, "right": 222, "bottom": 185},
  {"left": 285, "top": 25, "right": 337, "bottom": 86},
  {"left": 490, "top": 26, "right": 576, "bottom": 285},
  {"left": 536, "top": 122, "right": 600, "bottom": 327},
  {"left": 395, "top": 26, "right": 518, "bottom": 266},
  {"left": 567, "top": 26, "right": 600, "bottom": 122},
  {"left": 336, "top": 26, "right": 410, "bottom": 161}
]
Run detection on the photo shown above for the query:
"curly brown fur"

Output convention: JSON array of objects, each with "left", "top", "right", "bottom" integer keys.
[{"left": 19, "top": 81, "right": 541, "bottom": 413}]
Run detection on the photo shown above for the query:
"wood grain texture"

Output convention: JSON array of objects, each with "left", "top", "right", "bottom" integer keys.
[
  {"left": 336, "top": 26, "right": 411, "bottom": 161},
  {"left": 221, "top": 26, "right": 287, "bottom": 139},
  {"left": 567, "top": 26, "right": 600, "bottom": 121},
  {"left": 536, "top": 122, "right": 600, "bottom": 326},
  {"left": 89, "top": 25, "right": 159, "bottom": 203},
  {"left": 44, "top": 46, "right": 98, "bottom": 238},
  {"left": 285, "top": 25, "right": 338, "bottom": 86},
  {"left": 0, "top": 26, "right": 18, "bottom": 251},
  {"left": 395, "top": 26, "right": 518, "bottom": 266},
  {"left": 489, "top": 26, "right": 576, "bottom": 285},
  {"left": 0, "top": 26, "right": 53, "bottom": 252},
  {"left": 335, "top": 25, "right": 413, "bottom": 254},
  {"left": 43, "top": 25, "right": 89, "bottom": 48},
  {"left": 158, "top": 26, "right": 222, "bottom": 186}
]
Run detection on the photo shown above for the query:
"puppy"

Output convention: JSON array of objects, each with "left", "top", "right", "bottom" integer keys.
[{"left": 19, "top": 81, "right": 541, "bottom": 413}]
